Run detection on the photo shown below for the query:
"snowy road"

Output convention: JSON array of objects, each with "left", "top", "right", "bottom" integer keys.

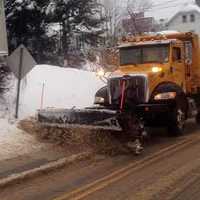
[{"left": 1, "top": 121, "right": 200, "bottom": 200}]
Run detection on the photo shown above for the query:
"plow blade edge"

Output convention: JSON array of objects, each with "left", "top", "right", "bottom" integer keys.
[{"left": 37, "top": 108, "right": 122, "bottom": 131}]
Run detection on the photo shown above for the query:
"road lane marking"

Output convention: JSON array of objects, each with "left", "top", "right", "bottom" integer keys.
[{"left": 54, "top": 135, "right": 200, "bottom": 200}]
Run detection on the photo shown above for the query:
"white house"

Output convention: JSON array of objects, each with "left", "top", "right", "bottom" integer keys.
[{"left": 167, "top": 2, "right": 200, "bottom": 35}]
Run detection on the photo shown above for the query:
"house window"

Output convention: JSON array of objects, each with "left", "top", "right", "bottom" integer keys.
[
  {"left": 182, "top": 15, "right": 187, "bottom": 23},
  {"left": 190, "top": 14, "right": 195, "bottom": 22}
]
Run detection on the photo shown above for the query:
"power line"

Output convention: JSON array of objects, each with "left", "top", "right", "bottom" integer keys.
[
  {"left": 152, "top": 0, "right": 183, "bottom": 8},
  {"left": 148, "top": 3, "right": 185, "bottom": 11},
  {"left": 147, "top": 0, "right": 195, "bottom": 12},
  {"left": 120, "top": 2, "right": 191, "bottom": 12}
]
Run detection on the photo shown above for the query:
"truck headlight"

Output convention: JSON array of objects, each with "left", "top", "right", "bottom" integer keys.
[
  {"left": 152, "top": 67, "right": 162, "bottom": 73},
  {"left": 94, "top": 97, "right": 105, "bottom": 104},
  {"left": 154, "top": 92, "right": 176, "bottom": 100},
  {"left": 96, "top": 68, "right": 105, "bottom": 77}
]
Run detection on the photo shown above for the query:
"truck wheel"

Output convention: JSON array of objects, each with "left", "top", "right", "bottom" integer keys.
[{"left": 168, "top": 107, "right": 186, "bottom": 136}]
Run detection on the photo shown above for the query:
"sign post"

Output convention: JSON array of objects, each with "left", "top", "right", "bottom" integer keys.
[
  {"left": 40, "top": 83, "right": 45, "bottom": 110},
  {"left": 7, "top": 45, "right": 37, "bottom": 118},
  {"left": 15, "top": 47, "right": 24, "bottom": 118}
]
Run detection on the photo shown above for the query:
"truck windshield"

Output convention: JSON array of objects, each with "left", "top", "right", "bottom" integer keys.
[{"left": 120, "top": 44, "right": 169, "bottom": 65}]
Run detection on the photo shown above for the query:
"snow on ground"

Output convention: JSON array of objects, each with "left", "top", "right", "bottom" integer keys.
[
  {"left": 157, "top": 31, "right": 180, "bottom": 35},
  {"left": 0, "top": 118, "right": 50, "bottom": 161},
  {"left": 0, "top": 64, "right": 105, "bottom": 160}
]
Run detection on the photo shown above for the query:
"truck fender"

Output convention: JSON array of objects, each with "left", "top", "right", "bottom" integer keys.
[
  {"left": 95, "top": 86, "right": 109, "bottom": 105},
  {"left": 150, "top": 82, "right": 188, "bottom": 114}
]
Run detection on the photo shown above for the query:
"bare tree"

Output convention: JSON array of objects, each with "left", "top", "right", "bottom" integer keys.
[
  {"left": 92, "top": 0, "right": 153, "bottom": 70},
  {"left": 102, "top": 0, "right": 153, "bottom": 45},
  {"left": 126, "top": 0, "right": 153, "bottom": 35},
  {"left": 127, "top": 0, "right": 152, "bottom": 13},
  {"left": 101, "top": 0, "right": 124, "bottom": 46}
]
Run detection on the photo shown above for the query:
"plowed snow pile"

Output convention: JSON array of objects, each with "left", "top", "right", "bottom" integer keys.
[
  {"left": 0, "top": 118, "right": 51, "bottom": 161},
  {"left": 19, "top": 119, "right": 129, "bottom": 156},
  {"left": 19, "top": 65, "right": 105, "bottom": 118},
  {"left": 0, "top": 65, "right": 107, "bottom": 159}
]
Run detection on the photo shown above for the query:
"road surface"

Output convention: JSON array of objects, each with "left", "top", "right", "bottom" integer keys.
[{"left": 1, "top": 121, "right": 200, "bottom": 200}]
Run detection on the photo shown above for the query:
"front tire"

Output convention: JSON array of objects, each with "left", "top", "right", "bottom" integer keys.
[{"left": 168, "top": 106, "right": 186, "bottom": 136}]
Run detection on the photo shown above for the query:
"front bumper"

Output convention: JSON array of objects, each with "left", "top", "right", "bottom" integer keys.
[
  {"left": 136, "top": 103, "right": 174, "bottom": 126},
  {"left": 136, "top": 103, "right": 171, "bottom": 113}
]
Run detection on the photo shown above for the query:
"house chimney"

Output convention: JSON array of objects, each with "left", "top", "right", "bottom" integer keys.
[{"left": 196, "top": 0, "right": 200, "bottom": 7}]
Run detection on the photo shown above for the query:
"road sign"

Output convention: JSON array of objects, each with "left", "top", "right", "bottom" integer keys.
[
  {"left": 0, "top": 0, "right": 8, "bottom": 56},
  {"left": 7, "top": 44, "right": 37, "bottom": 118},
  {"left": 7, "top": 44, "right": 37, "bottom": 79}
]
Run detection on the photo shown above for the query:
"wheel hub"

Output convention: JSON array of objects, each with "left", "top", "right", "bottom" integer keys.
[{"left": 177, "top": 109, "right": 185, "bottom": 129}]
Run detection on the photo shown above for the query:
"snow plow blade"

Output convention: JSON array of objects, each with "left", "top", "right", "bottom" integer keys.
[{"left": 37, "top": 108, "right": 122, "bottom": 131}]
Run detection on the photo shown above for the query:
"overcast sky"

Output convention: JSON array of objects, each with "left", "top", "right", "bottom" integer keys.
[
  {"left": 147, "top": 0, "right": 194, "bottom": 20},
  {"left": 103, "top": 0, "right": 195, "bottom": 21}
]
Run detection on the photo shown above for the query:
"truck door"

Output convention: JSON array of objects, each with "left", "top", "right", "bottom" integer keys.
[{"left": 171, "top": 45, "right": 186, "bottom": 91}]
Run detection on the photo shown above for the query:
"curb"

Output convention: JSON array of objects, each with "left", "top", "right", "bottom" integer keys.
[{"left": 0, "top": 151, "right": 93, "bottom": 189}]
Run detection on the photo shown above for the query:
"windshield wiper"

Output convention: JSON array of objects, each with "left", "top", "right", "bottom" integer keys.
[{"left": 143, "top": 61, "right": 165, "bottom": 64}]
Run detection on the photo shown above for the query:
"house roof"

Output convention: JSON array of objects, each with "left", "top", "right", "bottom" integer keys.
[
  {"left": 118, "top": 40, "right": 174, "bottom": 49},
  {"left": 168, "top": 3, "right": 200, "bottom": 25},
  {"left": 181, "top": 3, "right": 200, "bottom": 13}
]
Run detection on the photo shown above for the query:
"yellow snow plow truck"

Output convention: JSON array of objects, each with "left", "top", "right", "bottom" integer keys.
[{"left": 38, "top": 32, "right": 200, "bottom": 147}]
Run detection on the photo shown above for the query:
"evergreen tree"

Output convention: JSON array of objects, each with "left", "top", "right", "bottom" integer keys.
[
  {"left": 5, "top": 0, "right": 50, "bottom": 62},
  {"left": 46, "top": 0, "right": 106, "bottom": 57},
  {"left": 5, "top": 0, "right": 105, "bottom": 66}
]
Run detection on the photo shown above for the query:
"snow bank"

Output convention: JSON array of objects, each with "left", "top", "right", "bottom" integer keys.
[
  {"left": 19, "top": 65, "right": 105, "bottom": 119},
  {"left": 0, "top": 64, "right": 105, "bottom": 159},
  {"left": 0, "top": 73, "right": 17, "bottom": 118},
  {"left": 0, "top": 118, "right": 49, "bottom": 160},
  {"left": 157, "top": 30, "right": 180, "bottom": 35},
  {"left": 1, "top": 64, "right": 105, "bottom": 118}
]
